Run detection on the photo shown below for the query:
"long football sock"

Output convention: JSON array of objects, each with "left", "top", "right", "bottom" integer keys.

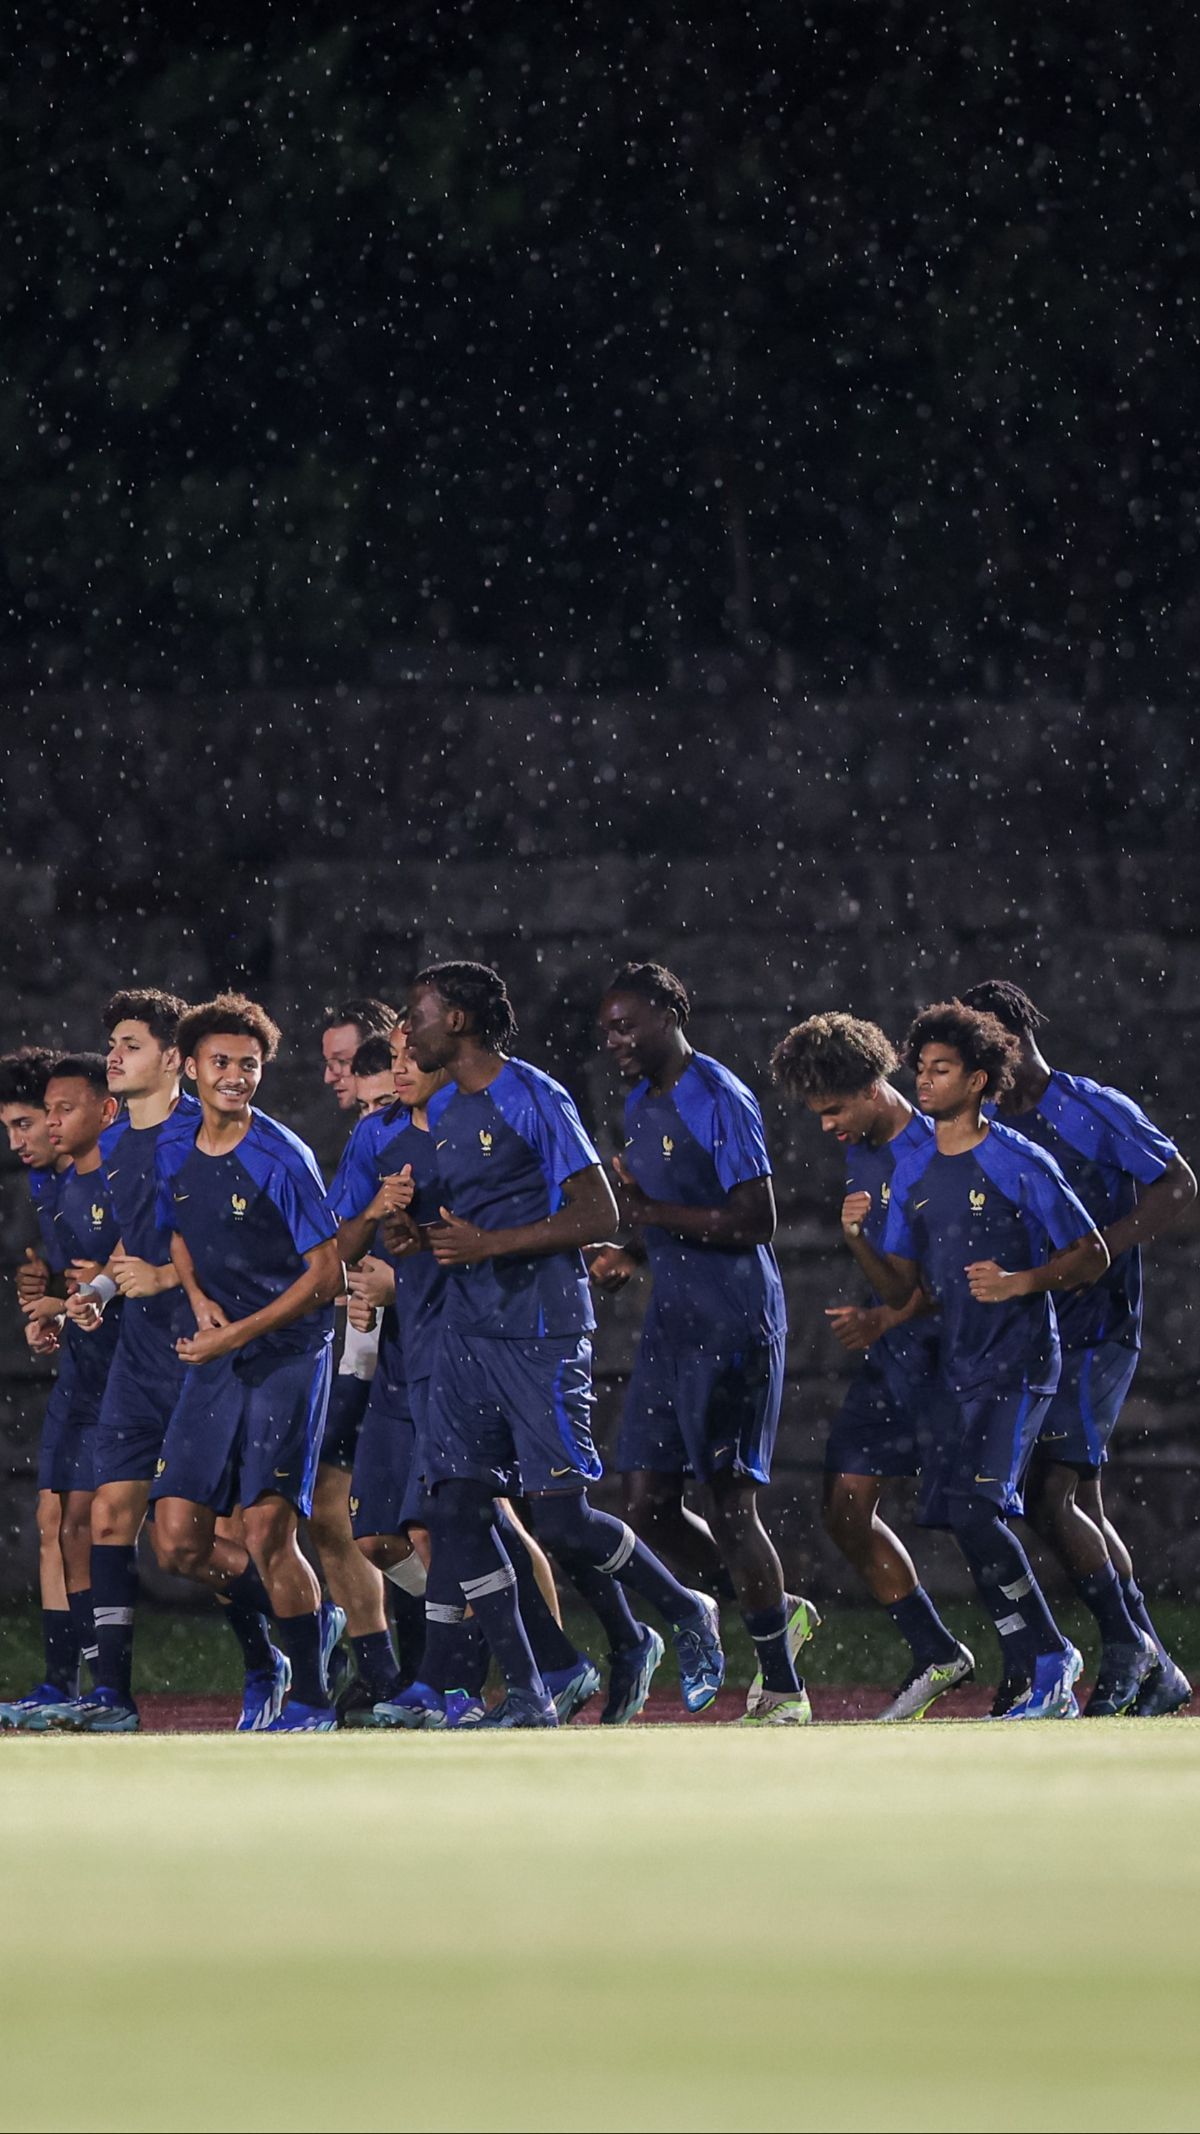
[
  {"left": 420, "top": 1547, "right": 488, "bottom": 1695},
  {"left": 91, "top": 1543, "right": 138, "bottom": 1702},
  {"left": 887, "top": 1586, "right": 961, "bottom": 1670},
  {"left": 351, "top": 1629, "right": 401, "bottom": 1701},
  {"left": 42, "top": 1608, "right": 80, "bottom": 1696},
  {"left": 534, "top": 1492, "right": 703, "bottom": 1649},
  {"left": 67, "top": 1587, "right": 99, "bottom": 1687},
  {"left": 221, "top": 1563, "right": 275, "bottom": 1675},
  {"left": 495, "top": 1503, "right": 580, "bottom": 1674},
  {"left": 743, "top": 1601, "right": 800, "bottom": 1693},
  {"left": 1119, "top": 1575, "right": 1173, "bottom": 1667},
  {"left": 434, "top": 1480, "right": 542, "bottom": 1697},
  {"left": 952, "top": 1503, "right": 1063, "bottom": 1675},
  {"left": 1073, "top": 1563, "right": 1142, "bottom": 1647},
  {"left": 273, "top": 1612, "right": 328, "bottom": 1706}
]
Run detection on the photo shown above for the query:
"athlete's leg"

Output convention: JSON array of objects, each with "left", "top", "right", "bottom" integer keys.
[
  {"left": 36, "top": 1487, "right": 79, "bottom": 1692},
  {"left": 89, "top": 1479, "right": 151, "bottom": 1706},
  {"left": 497, "top": 1499, "right": 563, "bottom": 1624},
  {"left": 242, "top": 1493, "right": 329, "bottom": 1709},
  {"left": 1025, "top": 1453, "right": 1142, "bottom": 1646},
  {"left": 308, "top": 1460, "right": 389, "bottom": 1637},
  {"left": 823, "top": 1471, "right": 916, "bottom": 1605},
  {"left": 622, "top": 1469, "right": 728, "bottom": 1593}
]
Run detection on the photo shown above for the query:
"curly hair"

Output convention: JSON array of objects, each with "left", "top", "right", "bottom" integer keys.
[
  {"left": 176, "top": 993, "right": 282, "bottom": 1065},
  {"left": 105, "top": 988, "right": 190, "bottom": 1047},
  {"left": 904, "top": 1001, "right": 1019, "bottom": 1098},
  {"left": 415, "top": 962, "right": 518, "bottom": 1050},
  {"left": 0, "top": 1047, "right": 60, "bottom": 1109},
  {"left": 603, "top": 961, "right": 691, "bottom": 1026},
  {"left": 770, "top": 1012, "right": 898, "bottom": 1100},
  {"left": 959, "top": 979, "right": 1046, "bottom": 1039}
]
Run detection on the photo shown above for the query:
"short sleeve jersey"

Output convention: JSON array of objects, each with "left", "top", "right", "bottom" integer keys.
[
  {"left": 1004, "top": 1071, "right": 1177, "bottom": 1353},
  {"left": 156, "top": 1109, "right": 336, "bottom": 1361},
  {"left": 845, "top": 1110, "right": 938, "bottom": 1372},
  {"left": 882, "top": 1119, "right": 1098, "bottom": 1397},
  {"left": 54, "top": 1160, "right": 123, "bottom": 1397},
  {"left": 426, "top": 1059, "right": 599, "bottom": 1340},
  {"left": 99, "top": 1092, "right": 201, "bottom": 1343},
  {"left": 622, "top": 1052, "right": 786, "bottom": 1345},
  {"left": 329, "top": 1106, "right": 448, "bottom": 1384},
  {"left": 28, "top": 1166, "right": 69, "bottom": 1272}
]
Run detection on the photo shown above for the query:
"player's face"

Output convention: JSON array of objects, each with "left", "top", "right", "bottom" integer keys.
[
  {"left": 107, "top": 1019, "right": 178, "bottom": 1099},
  {"left": 355, "top": 1071, "right": 395, "bottom": 1114},
  {"left": 45, "top": 1077, "right": 114, "bottom": 1159},
  {"left": 805, "top": 1086, "right": 881, "bottom": 1145},
  {"left": 403, "top": 985, "right": 458, "bottom": 1074},
  {"left": 914, "top": 1043, "right": 985, "bottom": 1119},
  {"left": 390, "top": 1024, "right": 445, "bottom": 1108},
  {"left": 322, "top": 1024, "right": 362, "bottom": 1109},
  {"left": 186, "top": 1034, "right": 263, "bottom": 1116},
  {"left": 0, "top": 1101, "right": 54, "bottom": 1169},
  {"left": 598, "top": 992, "right": 672, "bottom": 1081}
]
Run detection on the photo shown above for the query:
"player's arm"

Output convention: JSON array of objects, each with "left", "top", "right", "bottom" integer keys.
[
  {"left": 613, "top": 1154, "right": 776, "bottom": 1249},
  {"left": 14, "top": 1247, "right": 52, "bottom": 1306},
  {"left": 825, "top": 1285, "right": 937, "bottom": 1353},
  {"left": 837, "top": 1188, "right": 921, "bottom": 1308},
  {"left": 337, "top": 1165, "right": 415, "bottom": 1265},
  {"left": 169, "top": 1231, "right": 229, "bottom": 1332},
  {"left": 1102, "top": 1155, "right": 1197, "bottom": 1259},
  {"left": 966, "top": 1229, "right": 1109, "bottom": 1304},
  {"left": 429, "top": 1163, "right": 619, "bottom": 1266},
  {"left": 176, "top": 1238, "right": 343, "bottom": 1363}
]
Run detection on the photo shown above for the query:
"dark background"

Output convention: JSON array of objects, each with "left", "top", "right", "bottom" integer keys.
[{"left": 0, "top": 2, "right": 1196, "bottom": 1604}]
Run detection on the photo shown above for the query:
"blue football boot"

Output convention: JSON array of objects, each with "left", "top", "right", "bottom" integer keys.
[
  {"left": 0, "top": 1683, "right": 75, "bottom": 1730},
  {"left": 1133, "top": 1655, "right": 1193, "bottom": 1717},
  {"left": 600, "top": 1626, "right": 665, "bottom": 1726},
  {"left": 265, "top": 1699, "right": 337, "bottom": 1732},
  {"left": 35, "top": 1688, "right": 140, "bottom": 1733},
  {"left": 542, "top": 1654, "right": 602, "bottom": 1723},
  {"left": 1001, "top": 1643, "right": 1082, "bottom": 1720},
  {"left": 673, "top": 1591, "right": 726, "bottom": 1714},
  {"left": 477, "top": 1688, "right": 559, "bottom": 1729},
  {"left": 1084, "top": 1633, "right": 1158, "bottom": 1717},
  {"left": 319, "top": 1600, "right": 348, "bottom": 1698},
  {"left": 443, "top": 1688, "right": 487, "bottom": 1727},
  {"left": 373, "top": 1681, "right": 447, "bottom": 1730},
  {"left": 236, "top": 1648, "right": 292, "bottom": 1732}
]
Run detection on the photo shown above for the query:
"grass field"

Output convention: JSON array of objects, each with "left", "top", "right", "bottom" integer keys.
[{"left": 2, "top": 1722, "right": 1198, "bottom": 2134}]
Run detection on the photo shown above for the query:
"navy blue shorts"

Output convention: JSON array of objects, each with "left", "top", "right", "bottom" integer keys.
[
  {"left": 93, "top": 1322, "right": 187, "bottom": 1487},
  {"left": 349, "top": 1364, "right": 426, "bottom": 1538},
  {"left": 43, "top": 1414, "right": 96, "bottom": 1495},
  {"left": 150, "top": 1344, "right": 331, "bottom": 1519},
  {"left": 321, "top": 1371, "right": 371, "bottom": 1471},
  {"left": 1035, "top": 1341, "right": 1139, "bottom": 1471},
  {"left": 919, "top": 1384, "right": 1052, "bottom": 1526},
  {"left": 616, "top": 1326, "right": 784, "bottom": 1486},
  {"left": 427, "top": 1328, "right": 602, "bottom": 1496},
  {"left": 36, "top": 1357, "right": 77, "bottom": 1492},
  {"left": 824, "top": 1352, "right": 938, "bottom": 1479}
]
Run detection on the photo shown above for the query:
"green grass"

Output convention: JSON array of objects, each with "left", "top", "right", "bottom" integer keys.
[{"left": 2, "top": 1723, "right": 1198, "bottom": 2133}]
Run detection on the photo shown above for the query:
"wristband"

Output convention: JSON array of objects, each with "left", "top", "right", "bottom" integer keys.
[{"left": 79, "top": 1275, "right": 118, "bottom": 1308}]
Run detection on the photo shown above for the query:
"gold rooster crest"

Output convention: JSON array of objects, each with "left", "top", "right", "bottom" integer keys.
[
  {"left": 479, "top": 1129, "right": 493, "bottom": 1154},
  {"left": 662, "top": 1135, "right": 674, "bottom": 1158},
  {"left": 231, "top": 1193, "right": 248, "bottom": 1217},
  {"left": 90, "top": 1203, "right": 105, "bottom": 1226},
  {"left": 881, "top": 1180, "right": 891, "bottom": 1205},
  {"left": 969, "top": 1188, "right": 986, "bottom": 1211}
]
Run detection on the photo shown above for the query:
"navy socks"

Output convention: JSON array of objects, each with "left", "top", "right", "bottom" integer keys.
[
  {"left": 1074, "top": 1563, "right": 1141, "bottom": 1648},
  {"left": 743, "top": 1602, "right": 799, "bottom": 1693},
  {"left": 951, "top": 1502, "right": 1064, "bottom": 1675},
  {"left": 92, "top": 1543, "right": 138, "bottom": 1703},
  {"left": 351, "top": 1629, "right": 401, "bottom": 1701},
  {"left": 66, "top": 1588, "right": 98, "bottom": 1687},
  {"left": 887, "top": 1586, "right": 961, "bottom": 1670},
  {"left": 434, "top": 1481, "right": 543, "bottom": 1697},
  {"left": 495, "top": 1506, "right": 580, "bottom": 1674},
  {"left": 222, "top": 1563, "right": 275, "bottom": 1676},
  {"left": 273, "top": 1613, "right": 328, "bottom": 1707},
  {"left": 533, "top": 1493, "right": 702, "bottom": 1647},
  {"left": 42, "top": 1608, "right": 80, "bottom": 1696},
  {"left": 1120, "top": 1574, "right": 1172, "bottom": 1666}
]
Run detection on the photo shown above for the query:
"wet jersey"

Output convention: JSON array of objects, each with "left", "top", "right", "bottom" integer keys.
[
  {"left": 845, "top": 1111, "right": 938, "bottom": 1372},
  {"left": 54, "top": 1160, "right": 123, "bottom": 1399},
  {"left": 99, "top": 1093, "right": 200, "bottom": 1346},
  {"left": 155, "top": 1109, "right": 336, "bottom": 1361},
  {"left": 426, "top": 1059, "right": 598, "bottom": 1340},
  {"left": 330, "top": 1105, "right": 448, "bottom": 1384},
  {"left": 622, "top": 1052, "right": 786, "bottom": 1346},
  {"left": 1004, "top": 1072, "right": 1177, "bottom": 1353},
  {"left": 882, "top": 1120, "right": 1097, "bottom": 1396},
  {"left": 28, "top": 1165, "right": 69, "bottom": 1272}
]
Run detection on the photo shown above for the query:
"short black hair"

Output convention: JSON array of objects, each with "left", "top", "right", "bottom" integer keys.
[
  {"left": 322, "top": 997, "right": 397, "bottom": 1039},
  {"left": 904, "top": 1001, "right": 1019, "bottom": 1099},
  {"left": 45, "top": 1052, "right": 111, "bottom": 1097},
  {"left": 603, "top": 961, "right": 691, "bottom": 1026},
  {"left": 771, "top": 1013, "right": 898, "bottom": 1100},
  {"left": 105, "top": 988, "right": 190, "bottom": 1048},
  {"left": 415, "top": 961, "right": 518, "bottom": 1050},
  {"left": 959, "top": 980, "right": 1046, "bottom": 1039},
  {"left": 0, "top": 1047, "right": 60, "bottom": 1109},
  {"left": 351, "top": 1035, "right": 393, "bottom": 1078},
  {"left": 176, "top": 994, "right": 281, "bottom": 1064}
]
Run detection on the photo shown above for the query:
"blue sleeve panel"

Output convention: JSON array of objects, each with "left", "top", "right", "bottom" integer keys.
[
  {"left": 154, "top": 1108, "right": 199, "bottom": 1232},
  {"left": 490, "top": 1060, "right": 600, "bottom": 1197},
  {"left": 28, "top": 1168, "right": 67, "bottom": 1269},
  {"left": 1040, "top": 1072, "right": 1177, "bottom": 1188},
  {"left": 329, "top": 1110, "right": 404, "bottom": 1221},
  {"left": 881, "top": 1137, "right": 937, "bottom": 1260},
  {"left": 239, "top": 1114, "right": 338, "bottom": 1255},
  {"left": 977, "top": 1123, "right": 1098, "bottom": 1253},
  {"left": 671, "top": 1054, "right": 774, "bottom": 1194}
]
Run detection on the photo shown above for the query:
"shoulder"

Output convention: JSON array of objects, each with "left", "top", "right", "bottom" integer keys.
[
  {"left": 100, "top": 1115, "right": 129, "bottom": 1163},
  {"left": 1047, "top": 1070, "right": 1160, "bottom": 1138},
  {"left": 624, "top": 1077, "right": 652, "bottom": 1121},
  {"left": 686, "top": 1052, "right": 761, "bottom": 1113},
  {"left": 983, "top": 1119, "right": 1069, "bottom": 1188},
  {"left": 890, "top": 1136, "right": 937, "bottom": 1195},
  {"left": 245, "top": 1111, "right": 325, "bottom": 1183},
  {"left": 496, "top": 1058, "right": 583, "bottom": 1122}
]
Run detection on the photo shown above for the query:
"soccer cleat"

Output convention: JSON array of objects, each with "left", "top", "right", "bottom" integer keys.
[
  {"left": 674, "top": 1590, "right": 726, "bottom": 1714},
  {"left": 990, "top": 1674, "right": 1030, "bottom": 1717},
  {"left": 1000, "top": 1643, "right": 1083, "bottom": 1721},
  {"left": 265, "top": 1699, "right": 337, "bottom": 1732},
  {"left": 477, "top": 1688, "right": 559, "bottom": 1729},
  {"left": 747, "top": 1593, "right": 823, "bottom": 1704},
  {"left": 0, "top": 1683, "right": 75, "bottom": 1730},
  {"left": 1133, "top": 1655, "right": 1193, "bottom": 1718},
  {"left": 319, "top": 1600, "right": 348, "bottom": 1699},
  {"left": 373, "top": 1681, "right": 447, "bottom": 1730},
  {"left": 878, "top": 1643, "right": 976, "bottom": 1724},
  {"left": 1084, "top": 1634, "right": 1158, "bottom": 1717},
  {"left": 542, "top": 1654, "right": 603, "bottom": 1724},
  {"left": 741, "top": 1685, "right": 813, "bottom": 1726},
  {"left": 443, "top": 1688, "right": 487, "bottom": 1727},
  {"left": 236, "top": 1648, "right": 292, "bottom": 1732},
  {"left": 34, "top": 1689, "right": 140, "bottom": 1733},
  {"left": 600, "top": 1625, "right": 665, "bottom": 1726}
]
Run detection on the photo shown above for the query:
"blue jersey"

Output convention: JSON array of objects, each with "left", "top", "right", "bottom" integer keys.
[
  {"left": 622, "top": 1052, "right": 786, "bottom": 1345},
  {"left": 330, "top": 1105, "right": 448, "bottom": 1383},
  {"left": 155, "top": 1109, "right": 337, "bottom": 1361},
  {"left": 100, "top": 1093, "right": 201, "bottom": 1345},
  {"left": 882, "top": 1120, "right": 1098, "bottom": 1396},
  {"left": 54, "top": 1160, "right": 123, "bottom": 1400},
  {"left": 845, "top": 1110, "right": 938, "bottom": 1373},
  {"left": 28, "top": 1165, "right": 69, "bottom": 1271},
  {"left": 426, "top": 1059, "right": 599, "bottom": 1340},
  {"left": 1004, "top": 1071, "right": 1177, "bottom": 1353}
]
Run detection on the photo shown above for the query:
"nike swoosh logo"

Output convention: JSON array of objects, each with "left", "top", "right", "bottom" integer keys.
[
  {"left": 274, "top": 1468, "right": 289, "bottom": 1478},
  {"left": 549, "top": 1465, "right": 576, "bottom": 1478},
  {"left": 914, "top": 1198, "right": 930, "bottom": 1210},
  {"left": 173, "top": 1193, "right": 190, "bottom": 1203},
  {"left": 436, "top": 1141, "right": 447, "bottom": 1150}
]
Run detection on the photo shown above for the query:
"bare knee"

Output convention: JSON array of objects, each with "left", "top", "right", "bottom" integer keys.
[
  {"left": 822, "top": 1474, "right": 878, "bottom": 1549},
  {"left": 151, "top": 1513, "right": 213, "bottom": 1581},
  {"left": 243, "top": 1501, "right": 298, "bottom": 1569},
  {"left": 36, "top": 1490, "right": 62, "bottom": 1551},
  {"left": 623, "top": 1470, "right": 681, "bottom": 1526},
  {"left": 356, "top": 1533, "right": 405, "bottom": 1572}
]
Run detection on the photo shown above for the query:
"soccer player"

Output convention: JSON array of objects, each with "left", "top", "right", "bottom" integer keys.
[
  {"left": 408, "top": 959, "right": 724, "bottom": 1728},
  {"left": 850, "top": 1000, "right": 1109, "bottom": 1719},
  {"left": 961, "top": 978, "right": 1196, "bottom": 1716},
  {"left": 770, "top": 1012, "right": 972, "bottom": 1721},
  {"left": 19, "top": 1056, "right": 123, "bottom": 1715},
  {"left": 321, "top": 997, "right": 398, "bottom": 1112},
  {"left": 349, "top": 1035, "right": 397, "bottom": 1116},
  {"left": 150, "top": 994, "right": 343, "bottom": 1730},
  {"left": 0, "top": 1049, "right": 86, "bottom": 1726},
  {"left": 596, "top": 963, "right": 812, "bottom": 1725}
]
